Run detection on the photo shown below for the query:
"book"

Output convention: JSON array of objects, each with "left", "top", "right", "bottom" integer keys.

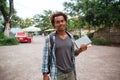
[{"left": 75, "top": 35, "right": 92, "bottom": 49}]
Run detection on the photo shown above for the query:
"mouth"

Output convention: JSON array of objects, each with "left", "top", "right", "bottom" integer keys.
[{"left": 59, "top": 26, "right": 65, "bottom": 30}]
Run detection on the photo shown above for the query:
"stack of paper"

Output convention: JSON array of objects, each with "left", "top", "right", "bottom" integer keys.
[{"left": 75, "top": 35, "right": 92, "bottom": 48}]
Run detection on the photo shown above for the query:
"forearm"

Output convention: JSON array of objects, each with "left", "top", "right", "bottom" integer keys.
[{"left": 75, "top": 48, "right": 82, "bottom": 56}]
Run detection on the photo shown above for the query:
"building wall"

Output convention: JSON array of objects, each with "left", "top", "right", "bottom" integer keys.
[{"left": 94, "top": 26, "right": 120, "bottom": 43}]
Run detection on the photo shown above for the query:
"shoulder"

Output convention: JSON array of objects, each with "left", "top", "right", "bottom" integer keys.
[
  {"left": 49, "top": 31, "right": 56, "bottom": 36},
  {"left": 45, "top": 31, "right": 56, "bottom": 41},
  {"left": 45, "top": 35, "right": 50, "bottom": 43},
  {"left": 66, "top": 31, "right": 74, "bottom": 39}
]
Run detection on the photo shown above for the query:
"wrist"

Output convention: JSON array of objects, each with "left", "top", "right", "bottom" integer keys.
[
  {"left": 78, "top": 48, "right": 82, "bottom": 52},
  {"left": 43, "top": 73, "right": 48, "bottom": 76}
]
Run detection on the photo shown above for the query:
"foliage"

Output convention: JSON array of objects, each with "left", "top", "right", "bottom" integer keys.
[
  {"left": 88, "top": 33, "right": 94, "bottom": 39},
  {"left": 0, "top": 0, "right": 9, "bottom": 15},
  {"left": 63, "top": 0, "right": 120, "bottom": 28},
  {"left": 73, "top": 35, "right": 79, "bottom": 40},
  {"left": 11, "top": 15, "right": 23, "bottom": 27},
  {"left": 0, "top": 0, "right": 14, "bottom": 36},
  {"left": 33, "top": 10, "right": 53, "bottom": 30},
  {"left": 0, "top": 0, "right": 14, "bottom": 22},
  {"left": 22, "top": 18, "right": 34, "bottom": 28},
  {"left": 12, "top": 16, "right": 34, "bottom": 28},
  {"left": 91, "top": 37, "right": 110, "bottom": 45},
  {"left": 0, "top": 32, "right": 19, "bottom": 46},
  {"left": 0, "top": 19, "right": 4, "bottom": 32},
  {"left": 0, "top": 32, "right": 5, "bottom": 38},
  {"left": 67, "top": 17, "right": 79, "bottom": 30}
]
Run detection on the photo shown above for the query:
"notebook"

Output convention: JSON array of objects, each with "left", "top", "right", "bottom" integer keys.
[{"left": 75, "top": 35, "right": 92, "bottom": 48}]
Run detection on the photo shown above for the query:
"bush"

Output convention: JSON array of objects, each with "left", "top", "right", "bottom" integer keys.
[
  {"left": 88, "top": 33, "right": 94, "bottom": 39},
  {"left": 73, "top": 35, "right": 79, "bottom": 40},
  {"left": 91, "top": 37, "right": 110, "bottom": 45},
  {"left": 0, "top": 33, "right": 19, "bottom": 46},
  {"left": 0, "top": 32, "right": 5, "bottom": 39}
]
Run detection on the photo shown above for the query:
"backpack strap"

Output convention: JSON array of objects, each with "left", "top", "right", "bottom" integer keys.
[
  {"left": 49, "top": 32, "right": 56, "bottom": 50},
  {"left": 47, "top": 32, "right": 55, "bottom": 74}
]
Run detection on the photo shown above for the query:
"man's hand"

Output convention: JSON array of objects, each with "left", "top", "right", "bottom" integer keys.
[
  {"left": 80, "top": 44, "right": 87, "bottom": 51},
  {"left": 75, "top": 44, "right": 87, "bottom": 56},
  {"left": 43, "top": 73, "right": 50, "bottom": 80}
]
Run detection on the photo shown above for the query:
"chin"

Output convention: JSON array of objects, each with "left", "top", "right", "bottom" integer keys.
[{"left": 58, "top": 29, "right": 65, "bottom": 32}]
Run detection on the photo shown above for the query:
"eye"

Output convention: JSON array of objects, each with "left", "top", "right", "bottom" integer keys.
[{"left": 55, "top": 21, "right": 60, "bottom": 24}]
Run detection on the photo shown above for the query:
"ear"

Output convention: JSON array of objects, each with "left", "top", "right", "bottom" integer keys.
[{"left": 53, "top": 24, "right": 56, "bottom": 28}]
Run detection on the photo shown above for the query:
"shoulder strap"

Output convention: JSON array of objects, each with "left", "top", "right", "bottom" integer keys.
[
  {"left": 47, "top": 32, "right": 55, "bottom": 74},
  {"left": 50, "top": 35, "right": 54, "bottom": 49},
  {"left": 49, "top": 32, "right": 55, "bottom": 50}
]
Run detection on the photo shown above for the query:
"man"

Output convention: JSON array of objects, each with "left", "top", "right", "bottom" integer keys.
[{"left": 42, "top": 12, "right": 87, "bottom": 80}]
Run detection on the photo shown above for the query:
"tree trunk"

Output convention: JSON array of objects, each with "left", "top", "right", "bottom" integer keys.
[
  {"left": 0, "top": 0, "right": 14, "bottom": 37},
  {"left": 4, "top": 22, "right": 11, "bottom": 36},
  {"left": 4, "top": 0, "right": 14, "bottom": 37}
]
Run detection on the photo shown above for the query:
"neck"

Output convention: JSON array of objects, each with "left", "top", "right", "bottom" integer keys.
[
  {"left": 56, "top": 30, "right": 68, "bottom": 40},
  {"left": 56, "top": 30, "right": 66, "bottom": 35}
]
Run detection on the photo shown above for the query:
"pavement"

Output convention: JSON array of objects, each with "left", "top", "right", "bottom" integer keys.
[{"left": 0, "top": 36, "right": 120, "bottom": 80}]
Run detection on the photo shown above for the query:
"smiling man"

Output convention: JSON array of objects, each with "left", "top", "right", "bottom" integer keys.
[{"left": 42, "top": 12, "right": 87, "bottom": 80}]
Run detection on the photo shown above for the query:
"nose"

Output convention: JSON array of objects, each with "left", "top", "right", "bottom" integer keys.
[{"left": 60, "top": 21, "right": 63, "bottom": 25}]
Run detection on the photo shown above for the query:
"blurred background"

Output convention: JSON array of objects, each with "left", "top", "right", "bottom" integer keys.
[{"left": 0, "top": 0, "right": 120, "bottom": 46}]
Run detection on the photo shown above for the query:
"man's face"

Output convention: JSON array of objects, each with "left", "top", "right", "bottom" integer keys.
[{"left": 54, "top": 16, "right": 67, "bottom": 32}]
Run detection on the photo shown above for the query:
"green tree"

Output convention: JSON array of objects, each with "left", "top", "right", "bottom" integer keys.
[
  {"left": 63, "top": 0, "right": 86, "bottom": 34},
  {"left": 64, "top": 0, "right": 120, "bottom": 28},
  {"left": 0, "top": 0, "right": 14, "bottom": 36},
  {"left": 11, "top": 15, "right": 23, "bottom": 28},
  {"left": 23, "top": 18, "right": 34, "bottom": 28},
  {"left": 33, "top": 10, "right": 52, "bottom": 30},
  {"left": 12, "top": 17, "right": 34, "bottom": 29},
  {"left": 67, "top": 17, "right": 80, "bottom": 30}
]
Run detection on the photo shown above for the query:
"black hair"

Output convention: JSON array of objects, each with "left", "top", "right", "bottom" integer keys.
[{"left": 50, "top": 12, "right": 68, "bottom": 27}]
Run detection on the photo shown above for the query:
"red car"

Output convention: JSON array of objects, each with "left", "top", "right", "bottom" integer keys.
[{"left": 15, "top": 32, "right": 32, "bottom": 43}]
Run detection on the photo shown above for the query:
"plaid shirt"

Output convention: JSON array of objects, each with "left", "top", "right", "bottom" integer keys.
[{"left": 42, "top": 31, "right": 77, "bottom": 80}]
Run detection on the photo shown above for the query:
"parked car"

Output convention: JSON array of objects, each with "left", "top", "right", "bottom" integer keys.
[{"left": 15, "top": 32, "right": 32, "bottom": 43}]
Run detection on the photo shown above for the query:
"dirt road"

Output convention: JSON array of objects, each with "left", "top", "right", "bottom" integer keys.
[{"left": 0, "top": 36, "right": 120, "bottom": 80}]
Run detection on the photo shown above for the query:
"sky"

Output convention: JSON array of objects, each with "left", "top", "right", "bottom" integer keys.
[{"left": 14, "top": 0, "right": 69, "bottom": 19}]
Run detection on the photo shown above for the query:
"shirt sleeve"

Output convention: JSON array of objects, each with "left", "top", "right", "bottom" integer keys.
[{"left": 41, "top": 35, "right": 50, "bottom": 73}]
